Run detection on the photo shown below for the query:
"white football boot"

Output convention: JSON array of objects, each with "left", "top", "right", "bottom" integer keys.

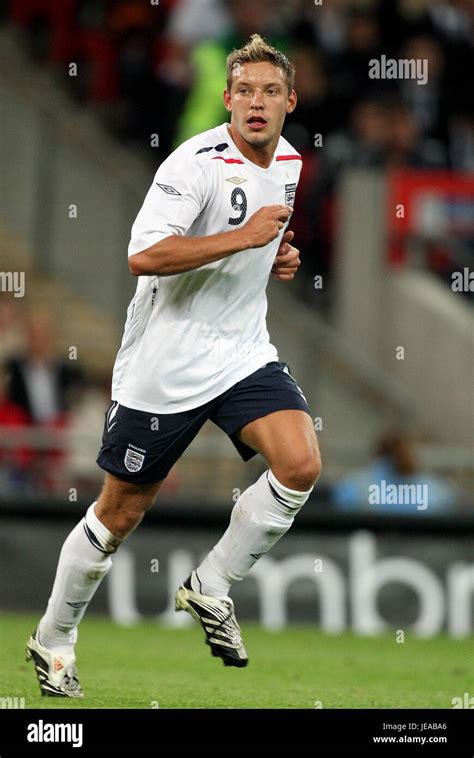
[
  {"left": 175, "top": 571, "right": 248, "bottom": 667},
  {"left": 26, "top": 631, "right": 83, "bottom": 697}
]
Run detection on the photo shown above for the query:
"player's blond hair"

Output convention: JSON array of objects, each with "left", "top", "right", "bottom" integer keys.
[{"left": 226, "top": 34, "right": 295, "bottom": 93}]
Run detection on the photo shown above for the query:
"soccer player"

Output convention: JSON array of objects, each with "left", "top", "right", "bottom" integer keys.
[{"left": 26, "top": 34, "right": 321, "bottom": 697}]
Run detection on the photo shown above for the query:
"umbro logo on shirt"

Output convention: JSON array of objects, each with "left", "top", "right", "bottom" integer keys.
[
  {"left": 156, "top": 183, "right": 182, "bottom": 196},
  {"left": 226, "top": 176, "right": 247, "bottom": 185}
]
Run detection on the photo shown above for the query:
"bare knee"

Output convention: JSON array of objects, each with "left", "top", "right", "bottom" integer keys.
[
  {"left": 95, "top": 474, "right": 164, "bottom": 539},
  {"left": 97, "top": 501, "right": 145, "bottom": 539},
  {"left": 272, "top": 450, "right": 322, "bottom": 492}
]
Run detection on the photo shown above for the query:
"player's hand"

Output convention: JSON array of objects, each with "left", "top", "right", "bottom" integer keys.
[
  {"left": 240, "top": 205, "right": 293, "bottom": 249},
  {"left": 271, "top": 230, "right": 300, "bottom": 281}
]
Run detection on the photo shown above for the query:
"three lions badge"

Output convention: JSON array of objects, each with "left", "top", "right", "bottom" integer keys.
[
  {"left": 124, "top": 445, "right": 146, "bottom": 473},
  {"left": 285, "top": 183, "right": 296, "bottom": 208}
]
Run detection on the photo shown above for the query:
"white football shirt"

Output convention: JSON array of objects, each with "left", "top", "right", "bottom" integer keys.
[{"left": 111, "top": 122, "right": 302, "bottom": 413}]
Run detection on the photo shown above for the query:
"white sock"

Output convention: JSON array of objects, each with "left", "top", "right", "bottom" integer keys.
[
  {"left": 193, "top": 469, "right": 314, "bottom": 598},
  {"left": 37, "top": 502, "right": 121, "bottom": 655}
]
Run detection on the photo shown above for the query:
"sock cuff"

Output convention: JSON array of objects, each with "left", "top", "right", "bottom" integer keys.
[
  {"left": 83, "top": 502, "right": 122, "bottom": 554},
  {"left": 267, "top": 469, "right": 314, "bottom": 509}
]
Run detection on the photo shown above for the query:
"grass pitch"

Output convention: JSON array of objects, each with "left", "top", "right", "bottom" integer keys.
[{"left": 0, "top": 613, "right": 468, "bottom": 709}]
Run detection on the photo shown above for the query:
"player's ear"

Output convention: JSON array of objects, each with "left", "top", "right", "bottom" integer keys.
[
  {"left": 223, "top": 89, "right": 232, "bottom": 111},
  {"left": 286, "top": 89, "right": 297, "bottom": 114}
]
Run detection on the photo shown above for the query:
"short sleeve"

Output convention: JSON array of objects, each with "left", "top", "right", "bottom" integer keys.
[{"left": 128, "top": 153, "right": 208, "bottom": 257}]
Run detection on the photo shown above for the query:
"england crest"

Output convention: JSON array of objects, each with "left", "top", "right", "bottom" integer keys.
[
  {"left": 124, "top": 446, "right": 145, "bottom": 472},
  {"left": 285, "top": 182, "right": 296, "bottom": 207}
]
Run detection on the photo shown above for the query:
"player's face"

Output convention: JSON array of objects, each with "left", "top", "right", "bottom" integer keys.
[{"left": 224, "top": 62, "right": 296, "bottom": 149}]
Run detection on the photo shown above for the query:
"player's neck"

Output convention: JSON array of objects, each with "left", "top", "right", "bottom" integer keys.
[{"left": 226, "top": 124, "right": 277, "bottom": 169}]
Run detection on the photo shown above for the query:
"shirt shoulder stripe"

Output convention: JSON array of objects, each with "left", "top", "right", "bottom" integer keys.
[
  {"left": 212, "top": 156, "right": 244, "bottom": 164},
  {"left": 276, "top": 154, "right": 302, "bottom": 162}
]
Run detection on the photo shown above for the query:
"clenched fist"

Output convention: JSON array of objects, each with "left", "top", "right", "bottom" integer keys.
[{"left": 239, "top": 205, "right": 293, "bottom": 249}]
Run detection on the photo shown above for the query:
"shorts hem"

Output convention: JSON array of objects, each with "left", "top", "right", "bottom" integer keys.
[{"left": 96, "top": 457, "right": 171, "bottom": 485}]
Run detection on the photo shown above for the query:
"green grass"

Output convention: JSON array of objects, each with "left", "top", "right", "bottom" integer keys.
[{"left": 0, "top": 613, "right": 469, "bottom": 709}]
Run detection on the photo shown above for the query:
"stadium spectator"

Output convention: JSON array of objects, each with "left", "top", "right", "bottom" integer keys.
[
  {"left": 0, "top": 297, "right": 23, "bottom": 365},
  {"left": 329, "top": 8, "right": 384, "bottom": 124},
  {"left": 399, "top": 34, "right": 449, "bottom": 145},
  {"left": 166, "top": 0, "right": 231, "bottom": 46},
  {"left": 6, "top": 310, "right": 83, "bottom": 424},
  {"left": 385, "top": 99, "right": 447, "bottom": 168},
  {"left": 292, "top": 0, "right": 347, "bottom": 58},
  {"left": 4, "top": 310, "right": 83, "bottom": 493},
  {"left": 304, "top": 96, "right": 390, "bottom": 289},
  {"left": 282, "top": 47, "right": 339, "bottom": 152},
  {"left": 280, "top": 46, "right": 337, "bottom": 302},
  {"left": 173, "top": 0, "right": 292, "bottom": 146},
  {"left": 332, "top": 432, "right": 459, "bottom": 514},
  {"left": 449, "top": 112, "right": 474, "bottom": 172},
  {"left": 321, "top": 97, "right": 390, "bottom": 177},
  {"left": 0, "top": 364, "right": 34, "bottom": 493}
]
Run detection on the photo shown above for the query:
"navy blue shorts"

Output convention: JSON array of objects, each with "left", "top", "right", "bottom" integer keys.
[{"left": 96, "top": 361, "right": 311, "bottom": 484}]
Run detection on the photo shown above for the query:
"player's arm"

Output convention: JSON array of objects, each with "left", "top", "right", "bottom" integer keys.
[{"left": 129, "top": 205, "right": 293, "bottom": 277}]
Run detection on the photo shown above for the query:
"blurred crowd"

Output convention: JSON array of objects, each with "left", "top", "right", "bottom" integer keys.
[
  {"left": 0, "top": 303, "right": 83, "bottom": 495},
  {"left": 0, "top": 299, "right": 185, "bottom": 499},
  {"left": 0, "top": 298, "right": 467, "bottom": 511},
  {"left": 1, "top": 0, "right": 472, "bottom": 506},
  {"left": 4, "top": 0, "right": 473, "bottom": 299}
]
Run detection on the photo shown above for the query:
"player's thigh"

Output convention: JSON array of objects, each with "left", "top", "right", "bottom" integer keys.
[{"left": 237, "top": 409, "right": 321, "bottom": 487}]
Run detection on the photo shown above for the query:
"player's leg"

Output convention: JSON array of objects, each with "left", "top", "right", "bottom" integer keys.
[
  {"left": 28, "top": 396, "right": 214, "bottom": 692},
  {"left": 94, "top": 471, "right": 165, "bottom": 537},
  {"left": 27, "top": 473, "right": 164, "bottom": 696},
  {"left": 235, "top": 408, "right": 321, "bottom": 490},
  {"left": 194, "top": 409, "right": 320, "bottom": 598},
  {"left": 175, "top": 363, "right": 320, "bottom": 667},
  {"left": 37, "top": 472, "right": 165, "bottom": 648}
]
